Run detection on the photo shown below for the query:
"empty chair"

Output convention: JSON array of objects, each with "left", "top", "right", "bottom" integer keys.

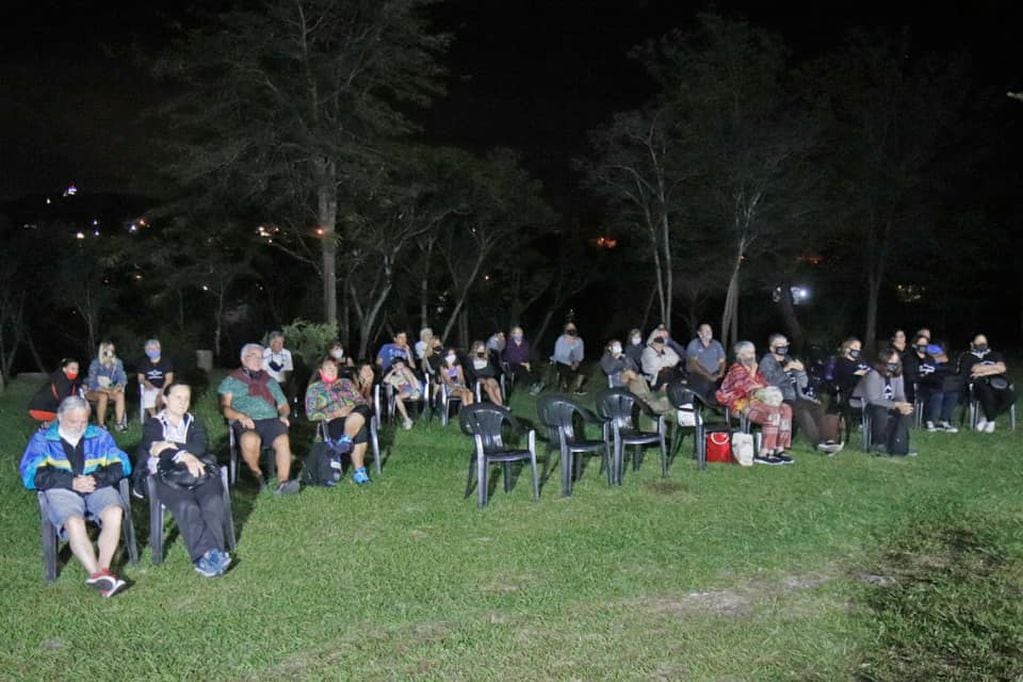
[
  {"left": 536, "top": 394, "right": 611, "bottom": 496},
  {"left": 459, "top": 403, "right": 539, "bottom": 508},
  {"left": 595, "top": 387, "right": 668, "bottom": 485},
  {"left": 665, "top": 380, "right": 712, "bottom": 470}
]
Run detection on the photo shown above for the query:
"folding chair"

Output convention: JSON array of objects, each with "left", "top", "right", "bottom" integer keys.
[{"left": 37, "top": 478, "right": 138, "bottom": 583}]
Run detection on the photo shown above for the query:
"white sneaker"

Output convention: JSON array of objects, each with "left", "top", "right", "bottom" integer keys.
[
  {"left": 402, "top": 418, "right": 413, "bottom": 431},
  {"left": 985, "top": 420, "right": 996, "bottom": 433},
  {"left": 938, "top": 421, "right": 958, "bottom": 434},
  {"left": 925, "top": 420, "right": 937, "bottom": 432},
  {"left": 976, "top": 418, "right": 988, "bottom": 432}
]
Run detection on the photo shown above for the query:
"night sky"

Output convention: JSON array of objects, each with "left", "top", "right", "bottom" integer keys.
[{"left": 1, "top": 0, "right": 1020, "bottom": 202}]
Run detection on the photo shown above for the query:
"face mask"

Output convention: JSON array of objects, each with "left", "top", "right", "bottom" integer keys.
[
  {"left": 973, "top": 344, "right": 988, "bottom": 354},
  {"left": 319, "top": 369, "right": 336, "bottom": 384},
  {"left": 565, "top": 329, "right": 577, "bottom": 337},
  {"left": 446, "top": 355, "right": 457, "bottom": 365},
  {"left": 103, "top": 350, "right": 115, "bottom": 359},
  {"left": 476, "top": 350, "right": 486, "bottom": 357},
  {"left": 915, "top": 345, "right": 928, "bottom": 353},
  {"left": 65, "top": 371, "right": 79, "bottom": 381},
  {"left": 630, "top": 336, "right": 641, "bottom": 345},
  {"left": 511, "top": 334, "right": 523, "bottom": 342},
  {"left": 849, "top": 349, "right": 861, "bottom": 359},
  {"left": 886, "top": 363, "right": 900, "bottom": 373},
  {"left": 610, "top": 344, "right": 622, "bottom": 355},
  {"left": 652, "top": 337, "right": 666, "bottom": 345},
  {"left": 146, "top": 349, "right": 160, "bottom": 360},
  {"left": 329, "top": 349, "right": 344, "bottom": 360},
  {"left": 774, "top": 346, "right": 789, "bottom": 356}
]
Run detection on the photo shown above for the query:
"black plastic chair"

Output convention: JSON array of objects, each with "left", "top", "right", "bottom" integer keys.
[
  {"left": 227, "top": 423, "right": 277, "bottom": 486},
  {"left": 37, "top": 477, "right": 139, "bottom": 583},
  {"left": 146, "top": 467, "right": 236, "bottom": 565},
  {"left": 665, "top": 380, "right": 713, "bottom": 470},
  {"left": 595, "top": 387, "right": 668, "bottom": 485},
  {"left": 536, "top": 394, "right": 611, "bottom": 496},
  {"left": 459, "top": 403, "right": 539, "bottom": 508}
]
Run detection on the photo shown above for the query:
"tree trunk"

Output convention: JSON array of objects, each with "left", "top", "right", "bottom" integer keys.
[
  {"left": 419, "top": 239, "right": 433, "bottom": 329},
  {"left": 660, "top": 212, "right": 673, "bottom": 326},
  {"left": 640, "top": 281, "right": 658, "bottom": 335},
  {"left": 317, "top": 170, "right": 338, "bottom": 328},
  {"left": 721, "top": 255, "right": 743, "bottom": 348}
]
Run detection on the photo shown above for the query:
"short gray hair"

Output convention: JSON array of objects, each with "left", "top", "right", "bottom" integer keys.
[
  {"left": 268, "top": 331, "right": 285, "bottom": 343},
  {"left": 767, "top": 334, "right": 787, "bottom": 349},
  {"left": 240, "top": 343, "right": 264, "bottom": 361},
  {"left": 58, "top": 395, "right": 90, "bottom": 418},
  {"left": 733, "top": 340, "right": 755, "bottom": 356}
]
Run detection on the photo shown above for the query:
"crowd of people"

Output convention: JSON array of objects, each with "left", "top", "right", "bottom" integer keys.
[{"left": 18, "top": 323, "right": 1016, "bottom": 596}]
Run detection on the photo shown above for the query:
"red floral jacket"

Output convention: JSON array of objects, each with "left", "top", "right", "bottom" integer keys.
[{"left": 715, "top": 362, "right": 766, "bottom": 413}]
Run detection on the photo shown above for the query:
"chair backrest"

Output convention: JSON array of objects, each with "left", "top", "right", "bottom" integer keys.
[
  {"left": 459, "top": 403, "right": 519, "bottom": 453},
  {"left": 536, "top": 393, "right": 588, "bottom": 442},
  {"left": 595, "top": 387, "right": 640, "bottom": 431},
  {"left": 666, "top": 378, "right": 700, "bottom": 410}
]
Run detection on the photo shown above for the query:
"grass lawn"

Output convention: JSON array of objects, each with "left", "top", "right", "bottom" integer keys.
[{"left": 1, "top": 371, "right": 1021, "bottom": 680}]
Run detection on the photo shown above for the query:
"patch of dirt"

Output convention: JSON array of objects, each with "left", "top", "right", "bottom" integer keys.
[
  {"left": 409, "top": 529, "right": 428, "bottom": 540},
  {"left": 638, "top": 590, "right": 755, "bottom": 618}
]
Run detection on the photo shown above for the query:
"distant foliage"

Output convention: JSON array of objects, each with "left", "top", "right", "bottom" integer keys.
[{"left": 281, "top": 319, "right": 336, "bottom": 367}]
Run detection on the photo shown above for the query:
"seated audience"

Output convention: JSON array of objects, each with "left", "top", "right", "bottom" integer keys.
[
  {"left": 354, "top": 362, "right": 377, "bottom": 403},
  {"left": 20, "top": 396, "right": 131, "bottom": 597},
  {"left": 958, "top": 334, "right": 1016, "bottom": 432},
  {"left": 625, "top": 328, "right": 644, "bottom": 368},
  {"left": 262, "top": 331, "right": 295, "bottom": 410},
  {"left": 305, "top": 356, "right": 375, "bottom": 485},
  {"left": 832, "top": 337, "right": 870, "bottom": 407},
  {"left": 855, "top": 348, "right": 916, "bottom": 456},
  {"left": 641, "top": 330, "right": 683, "bottom": 390},
  {"left": 685, "top": 323, "right": 726, "bottom": 402},
  {"left": 502, "top": 326, "right": 534, "bottom": 390},
  {"left": 600, "top": 339, "right": 671, "bottom": 414},
  {"left": 86, "top": 341, "right": 128, "bottom": 431},
  {"left": 759, "top": 334, "right": 842, "bottom": 454},
  {"left": 137, "top": 338, "right": 175, "bottom": 419},
  {"left": 326, "top": 340, "right": 354, "bottom": 371},
  {"left": 376, "top": 331, "right": 413, "bottom": 374},
  {"left": 138, "top": 382, "right": 232, "bottom": 576},
  {"left": 903, "top": 335, "right": 960, "bottom": 432},
  {"left": 382, "top": 358, "right": 424, "bottom": 429},
  {"left": 467, "top": 340, "right": 504, "bottom": 405},
  {"left": 414, "top": 327, "right": 434, "bottom": 361},
  {"left": 552, "top": 322, "right": 585, "bottom": 393},
  {"left": 716, "top": 341, "right": 794, "bottom": 465},
  {"left": 438, "top": 348, "right": 475, "bottom": 407},
  {"left": 486, "top": 331, "right": 506, "bottom": 357},
  {"left": 218, "top": 343, "right": 299, "bottom": 495},
  {"left": 28, "top": 357, "right": 83, "bottom": 424}
]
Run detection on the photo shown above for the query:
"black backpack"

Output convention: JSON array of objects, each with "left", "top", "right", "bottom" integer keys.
[{"left": 302, "top": 441, "right": 343, "bottom": 487}]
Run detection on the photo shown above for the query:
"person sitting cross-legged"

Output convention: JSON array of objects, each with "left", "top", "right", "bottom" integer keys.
[
  {"left": 854, "top": 349, "right": 916, "bottom": 456},
  {"left": 139, "top": 382, "right": 232, "bottom": 576},
  {"left": 759, "top": 334, "right": 842, "bottom": 454},
  {"left": 218, "top": 343, "right": 300, "bottom": 495},
  {"left": 600, "top": 338, "right": 672, "bottom": 414},
  {"left": 306, "top": 356, "right": 375, "bottom": 485},
  {"left": 716, "top": 341, "right": 794, "bottom": 465},
  {"left": 20, "top": 396, "right": 131, "bottom": 597}
]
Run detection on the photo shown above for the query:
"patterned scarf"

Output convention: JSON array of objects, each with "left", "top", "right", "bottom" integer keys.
[{"left": 229, "top": 368, "right": 277, "bottom": 409}]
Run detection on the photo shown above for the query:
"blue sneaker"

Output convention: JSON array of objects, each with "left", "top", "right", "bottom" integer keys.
[
  {"left": 328, "top": 435, "right": 353, "bottom": 455},
  {"left": 210, "top": 549, "right": 232, "bottom": 574},
  {"left": 194, "top": 551, "right": 220, "bottom": 578},
  {"left": 352, "top": 467, "right": 371, "bottom": 485}
]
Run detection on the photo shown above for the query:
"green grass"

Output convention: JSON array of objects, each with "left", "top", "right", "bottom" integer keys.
[{"left": 1, "top": 372, "right": 1021, "bottom": 680}]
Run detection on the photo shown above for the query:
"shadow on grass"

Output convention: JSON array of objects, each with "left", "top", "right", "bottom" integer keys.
[{"left": 855, "top": 517, "right": 1023, "bottom": 681}]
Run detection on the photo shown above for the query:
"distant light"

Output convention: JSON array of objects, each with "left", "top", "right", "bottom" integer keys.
[
  {"left": 772, "top": 285, "right": 811, "bottom": 305},
  {"left": 75, "top": 231, "right": 86, "bottom": 240},
  {"left": 134, "top": 273, "right": 143, "bottom": 280},
  {"left": 63, "top": 184, "right": 78, "bottom": 197},
  {"left": 314, "top": 227, "right": 325, "bottom": 236},
  {"left": 93, "top": 230, "right": 100, "bottom": 237},
  {"left": 594, "top": 236, "right": 618, "bottom": 249},
  {"left": 201, "top": 284, "right": 209, "bottom": 291},
  {"left": 92, "top": 219, "right": 99, "bottom": 226},
  {"left": 46, "top": 198, "right": 52, "bottom": 205}
]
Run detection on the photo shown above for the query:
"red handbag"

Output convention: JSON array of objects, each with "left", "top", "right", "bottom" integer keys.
[{"left": 705, "top": 430, "right": 733, "bottom": 463}]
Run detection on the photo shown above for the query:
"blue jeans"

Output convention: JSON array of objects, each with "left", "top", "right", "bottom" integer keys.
[{"left": 922, "top": 388, "right": 959, "bottom": 423}]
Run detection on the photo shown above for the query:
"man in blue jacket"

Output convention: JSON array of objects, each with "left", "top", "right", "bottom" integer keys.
[{"left": 20, "top": 396, "right": 132, "bottom": 597}]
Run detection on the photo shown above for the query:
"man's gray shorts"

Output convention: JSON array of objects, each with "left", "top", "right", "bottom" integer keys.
[{"left": 42, "top": 486, "right": 123, "bottom": 533}]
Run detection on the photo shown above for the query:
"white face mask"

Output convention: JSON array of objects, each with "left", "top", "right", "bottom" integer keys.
[
  {"left": 329, "top": 349, "right": 344, "bottom": 360},
  {"left": 630, "top": 336, "right": 641, "bottom": 345},
  {"left": 446, "top": 354, "right": 457, "bottom": 365},
  {"left": 610, "top": 344, "right": 622, "bottom": 355}
]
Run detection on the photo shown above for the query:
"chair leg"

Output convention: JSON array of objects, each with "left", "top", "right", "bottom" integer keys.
[
  {"left": 477, "top": 453, "right": 488, "bottom": 508},
  {"left": 530, "top": 452, "right": 540, "bottom": 501},
  {"left": 660, "top": 432, "right": 668, "bottom": 478},
  {"left": 149, "top": 484, "right": 163, "bottom": 565},
  {"left": 220, "top": 468, "right": 236, "bottom": 552},
  {"left": 502, "top": 462, "right": 512, "bottom": 494},
  {"left": 371, "top": 420, "right": 382, "bottom": 475},
  {"left": 560, "top": 444, "right": 572, "bottom": 497},
  {"left": 118, "top": 479, "right": 139, "bottom": 566},
  {"left": 39, "top": 502, "right": 58, "bottom": 583}
]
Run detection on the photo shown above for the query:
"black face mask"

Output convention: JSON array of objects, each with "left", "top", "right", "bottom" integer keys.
[
  {"left": 973, "top": 344, "right": 989, "bottom": 354},
  {"left": 652, "top": 337, "right": 666, "bottom": 345},
  {"left": 916, "top": 345, "right": 928, "bottom": 354},
  {"left": 774, "top": 346, "right": 789, "bottom": 356},
  {"left": 886, "top": 362, "right": 900, "bottom": 374},
  {"left": 849, "top": 349, "right": 861, "bottom": 359},
  {"left": 566, "top": 329, "right": 577, "bottom": 337}
]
